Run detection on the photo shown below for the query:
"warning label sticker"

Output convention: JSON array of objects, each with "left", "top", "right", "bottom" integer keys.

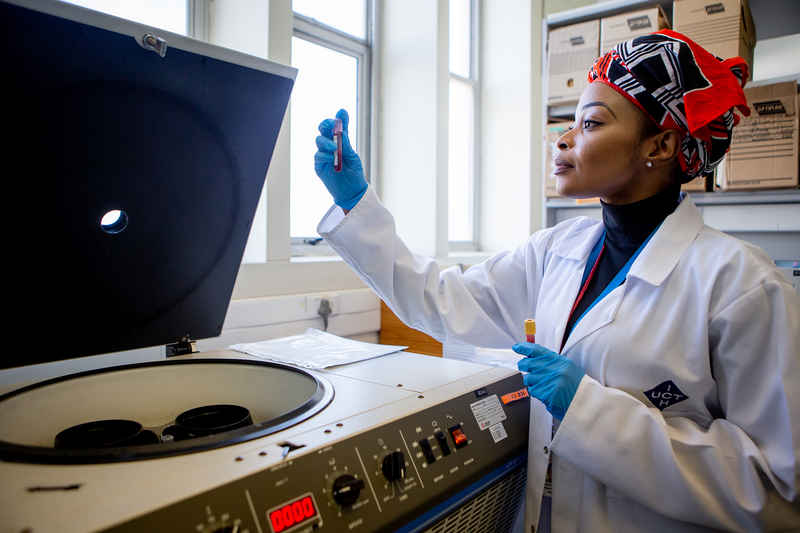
[
  {"left": 470, "top": 394, "right": 507, "bottom": 431},
  {"left": 489, "top": 422, "right": 508, "bottom": 443}
]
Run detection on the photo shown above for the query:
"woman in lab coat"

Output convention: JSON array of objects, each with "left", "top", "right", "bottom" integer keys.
[{"left": 313, "top": 30, "right": 800, "bottom": 532}]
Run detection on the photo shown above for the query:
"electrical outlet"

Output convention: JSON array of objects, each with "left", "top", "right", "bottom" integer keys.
[{"left": 304, "top": 294, "right": 341, "bottom": 319}]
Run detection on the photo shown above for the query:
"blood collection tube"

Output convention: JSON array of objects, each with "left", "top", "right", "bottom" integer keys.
[
  {"left": 525, "top": 319, "right": 536, "bottom": 343},
  {"left": 333, "top": 118, "right": 343, "bottom": 172}
]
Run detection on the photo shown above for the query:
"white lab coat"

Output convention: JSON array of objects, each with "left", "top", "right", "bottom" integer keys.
[{"left": 318, "top": 186, "right": 800, "bottom": 532}]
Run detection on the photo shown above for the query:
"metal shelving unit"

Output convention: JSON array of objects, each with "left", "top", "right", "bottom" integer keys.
[
  {"left": 540, "top": 0, "right": 800, "bottom": 259},
  {"left": 548, "top": 189, "right": 800, "bottom": 209}
]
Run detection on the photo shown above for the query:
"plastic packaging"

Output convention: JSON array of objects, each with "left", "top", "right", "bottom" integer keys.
[{"left": 231, "top": 328, "right": 407, "bottom": 370}]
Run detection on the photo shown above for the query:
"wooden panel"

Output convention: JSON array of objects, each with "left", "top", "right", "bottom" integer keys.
[{"left": 379, "top": 301, "right": 443, "bottom": 357}]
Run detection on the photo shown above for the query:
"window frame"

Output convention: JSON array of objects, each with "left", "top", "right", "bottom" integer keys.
[
  {"left": 186, "top": 0, "right": 208, "bottom": 41},
  {"left": 448, "top": 0, "right": 481, "bottom": 251},
  {"left": 290, "top": 9, "right": 372, "bottom": 256}
]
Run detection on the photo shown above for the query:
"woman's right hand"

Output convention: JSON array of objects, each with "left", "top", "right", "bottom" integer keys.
[{"left": 314, "top": 108, "right": 368, "bottom": 210}]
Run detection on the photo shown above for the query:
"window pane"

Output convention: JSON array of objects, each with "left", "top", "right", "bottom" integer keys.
[
  {"left": 293, "top": 0, "right": 366, "bottom": 40},
  {"left": 290, "top": 37, "right": 358, "bottom": 238},
  {"left": 449, "top": 0, "right": 471, "bottom": 77},
  {"left": 61, "top": 0, "right": 187, "bottom": 35},
  {"left": 449, "top": 78, "right": 474, "bottom": 242}
]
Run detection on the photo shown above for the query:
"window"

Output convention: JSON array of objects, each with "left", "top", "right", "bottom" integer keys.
[
  {"left": 290, "top": 2, "right": 371, "bottom": 252},
  {"left": 293, "top": 0, "right": 367, "bottom": 40},
  {"left": 448, "top": 0, "right": 479, "bottom": 247},
  {"left": 289, "top": 37, "right": 358, "bottom": 240}
]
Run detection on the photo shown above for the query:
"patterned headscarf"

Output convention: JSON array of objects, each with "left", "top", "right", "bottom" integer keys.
[{"left": 588, "top": 30, "right": 750, "bottom": 181}]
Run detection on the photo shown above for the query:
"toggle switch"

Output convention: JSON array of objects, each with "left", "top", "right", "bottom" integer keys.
[
  {"left": 419, "top": 438, "right": 436, "bottom": 464},
  {"left": 435, "top": 431, "right": 450, "bottom": 456},
  {"left": 449, "top": 424, "right": 468, "bottom": 449}
]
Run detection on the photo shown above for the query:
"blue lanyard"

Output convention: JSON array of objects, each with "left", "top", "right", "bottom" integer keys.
[{"left": 572, "top": 221, "right": 663, "bottom": 330}]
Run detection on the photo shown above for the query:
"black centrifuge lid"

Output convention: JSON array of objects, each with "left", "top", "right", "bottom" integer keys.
[{"left": 1, "top": 0, "right": 295, "bottom": 368}]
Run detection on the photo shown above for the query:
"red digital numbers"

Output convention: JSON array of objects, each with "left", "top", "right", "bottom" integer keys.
[{"left": 268, "top": 494, "right": 318, "bottom": 533}]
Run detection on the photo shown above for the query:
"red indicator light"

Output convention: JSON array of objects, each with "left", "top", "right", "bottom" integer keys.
[
  {"left": 450, "top": 426, "right": 468, "bottom": 448},
  {"left": 268, "top": 494, "right": 319, "bottom": 533}
]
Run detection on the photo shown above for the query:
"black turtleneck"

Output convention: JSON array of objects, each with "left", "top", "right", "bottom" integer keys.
[{"left": 562, "top": 183, "right": 681, "bottom": 347}]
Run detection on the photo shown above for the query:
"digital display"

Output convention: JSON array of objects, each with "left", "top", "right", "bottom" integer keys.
[{"left": 267, "top": 493, "right": 320, "bottom": 533}]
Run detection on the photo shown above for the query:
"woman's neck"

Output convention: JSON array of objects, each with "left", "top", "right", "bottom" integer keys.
[{"left": 600, "top": 183, "right": 681, "bottom": 245}]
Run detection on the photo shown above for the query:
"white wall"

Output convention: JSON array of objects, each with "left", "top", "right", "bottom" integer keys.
[
  {"left": 752, "top": 34, "right": 800, "bottom": 82},
  {"left": 378, "top": 0, "right": 449, "bottom": 258},
  {"left": 197, "top": 289, "right": 381, "bottom": 352},
  {"left": 480, "top": 0, "right": 544, "bottom": 253}
]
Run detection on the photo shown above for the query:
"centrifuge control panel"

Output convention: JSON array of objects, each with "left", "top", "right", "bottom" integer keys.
[{"left": 104, "top": 373, "right": 529, "bottom": 533}]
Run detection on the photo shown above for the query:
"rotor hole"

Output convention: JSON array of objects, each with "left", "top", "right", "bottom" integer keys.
[{"left": 101, "top": 210, "right": 128, "bottom": 234}]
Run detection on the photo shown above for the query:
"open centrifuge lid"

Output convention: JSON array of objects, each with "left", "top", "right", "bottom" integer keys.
[{"left": 1, "top": 0, "right": 295, "bottom": 369}]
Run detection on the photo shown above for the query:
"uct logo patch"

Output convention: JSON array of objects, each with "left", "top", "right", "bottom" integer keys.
[{"left": 644, "top": 380, "right": 688, "bottom": 410}]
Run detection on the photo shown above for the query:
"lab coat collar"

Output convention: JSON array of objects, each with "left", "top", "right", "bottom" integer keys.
[
  {"left": 627, "top": 192, "right": 705, "bottom": 287},
  {"left": 548, "top": 192, "right": 703, "bottom": 267},
  {"left": 557, "top": 193, "right": 704, "bottom": 354},
  {"left": 549, "top": 219, "right": 606, "bottom": 262}
]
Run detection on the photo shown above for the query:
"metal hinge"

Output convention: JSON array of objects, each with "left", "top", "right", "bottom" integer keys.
[
  {"left": 165, "top": 336, "right": 196, "bottom": 357},
  {"left": 142, "top": 33, "right": 168, "bottom": 57}
]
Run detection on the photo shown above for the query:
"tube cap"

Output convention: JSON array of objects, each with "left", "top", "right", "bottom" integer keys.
[{"left": 524, "top": 319, "right": 536, "bottom": 335}]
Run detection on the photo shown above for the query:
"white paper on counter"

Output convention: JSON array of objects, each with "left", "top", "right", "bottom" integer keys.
[{"left": 229, "top": 328, "right": 408, "bottom": 370}]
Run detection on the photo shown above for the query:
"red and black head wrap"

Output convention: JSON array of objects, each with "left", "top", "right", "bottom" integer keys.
[{"left": 588, "top": 29, "right": 750, "bottom": 181}]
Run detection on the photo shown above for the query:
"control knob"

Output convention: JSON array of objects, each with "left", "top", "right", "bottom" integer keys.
[
  {"left": 332, "top": 474, "right": 365, "bottom": 506},
  {"left": 381, "top": 451, "right": 406, "bottom": 481}
]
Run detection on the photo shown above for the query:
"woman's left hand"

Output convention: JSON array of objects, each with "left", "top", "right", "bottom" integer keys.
[{"left": 515, "top": 343, "right": 585, "bottom": 421}]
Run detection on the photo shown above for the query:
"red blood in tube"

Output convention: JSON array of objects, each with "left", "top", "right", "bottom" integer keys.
[
  {"left": 525, "top": 319, "right": 536, "bottom": 343},
  {"left": 333, "top": 118, "right": 343, "bottom": 172}
]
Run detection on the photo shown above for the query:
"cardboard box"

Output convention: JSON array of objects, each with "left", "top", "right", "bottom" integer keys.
[
  {"left": 545, "top": 121, "right": 571, "bottom": 197},
  {"left": 547, "top": 20, "right": 600, "bottom": 105},
  {"left": 717, "top": 81, "right": 799, "bottom": 191},
  {"left": 673, "top": 0, "right": 756, "bottom": 77},
  {"left": 601, "top": 6, "right": 671, "bottom": 54},
  {"left": 681, "top": 175, "right": 708, "bottom": 192}
]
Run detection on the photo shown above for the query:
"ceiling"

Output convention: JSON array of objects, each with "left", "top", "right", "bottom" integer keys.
[
  {"left": 740, "top": 0, "right": 800, "bottom": 40},
  {"left": 546, "top": 0, "right": 800, "bottom": 41}
]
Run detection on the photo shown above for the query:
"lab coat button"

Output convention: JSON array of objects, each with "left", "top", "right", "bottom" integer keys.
[{"left": 543, "top": 446, "right": 549, "bottom": 454}]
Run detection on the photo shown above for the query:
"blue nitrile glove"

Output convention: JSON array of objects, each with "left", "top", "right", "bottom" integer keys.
[
  {"left": 514, "top": 343, "right": 585, "bottom": 421},
  {"left": 314, "top": 109, "right": 368, "bottom": 210}
]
